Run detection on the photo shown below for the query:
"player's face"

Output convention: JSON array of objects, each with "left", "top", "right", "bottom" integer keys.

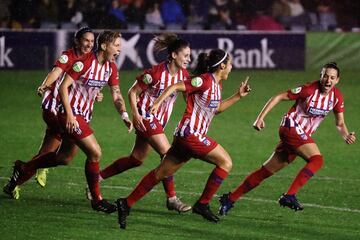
[
  {"left": 221, "top": 57, "right": 233, "bottom": 81},
  {"left": 172, "top": 46, "right": 191, "bottom": 69},
  {"left": 320, "top": 67, "right": 339, "bottom": 94},
  {"left": 106, "top": 37, "right": 121, "bottom": 62},
  {"left": 78, "top": 32, "right": 94, "bottom": 55}
]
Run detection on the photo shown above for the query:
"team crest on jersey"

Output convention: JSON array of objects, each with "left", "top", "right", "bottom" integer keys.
[
  {"left": 143, "top": 74, "right": 153, "bottom": 84},
  {"left": 59, "top": 54, "right": 69, "bottom": 64},
  {"left": 73, "top": 61, "right": 84, "bottom": 72},
  {"left": 291, "top": 87, "right": 302, "bottom": 94},
  {"left": 191, "top": 77, "right": 203, "bottom": 87},
  {"left": 149, "top": 122, "right": 157, "bottom": 130}
]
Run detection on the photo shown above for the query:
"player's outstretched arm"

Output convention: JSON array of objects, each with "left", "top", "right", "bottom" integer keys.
[
  {"left": 37, "top": 67, "right": 63, "bottom": 97},
  {"left": 111, "top": 85, "right": 133, "bottom": 133},
  {"left": 253, "top": 91, "right": 289, "bottom": 131},
  {"left": 334, "top": 112, "right": 356, "bottom": 144}
]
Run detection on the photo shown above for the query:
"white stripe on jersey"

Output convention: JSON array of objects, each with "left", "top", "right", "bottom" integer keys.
[{"left": 282, "top": 87, "right": 339, "bottom": 136}]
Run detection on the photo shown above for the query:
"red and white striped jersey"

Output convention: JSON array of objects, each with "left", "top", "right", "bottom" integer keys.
[
  {"left": 61, "top": 52, "right": 119, "bottom": 122},
  {"left": 41, "top": 48, "right": 88, "bottom": 114},
  {"left": 136, "top": 61, "right": 189, "bottom": 127},
  {"left": 281, "top": 80, "right": 344, "bottom": 136},
  {"left": 175, "top": 73, "right": 222, "bottom": 140}
]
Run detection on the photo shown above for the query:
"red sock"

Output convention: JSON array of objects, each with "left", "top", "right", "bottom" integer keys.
[
  {"left": 17, "top": 152, "right": 58, "bottom": 185},
  {"left": 229, "top": 166, "right": 272, "bottom": 202},
  {"left": 127, "top": 169, "right": 160, "bottom": 207},
  {"left": 198, "top": 167, "right": 228, "bottom": 204},
  {"left": 162, "top": 175, "right": 176, "bottom": 198},
  {"left": 85, "top": 161, "right": 101, "bottom": 202},
  {"left": 286, "top": 155, "right": 324, "bottom": 195},
  {"left": 100, "top": 156, "right": 142, "bottom": 179}
]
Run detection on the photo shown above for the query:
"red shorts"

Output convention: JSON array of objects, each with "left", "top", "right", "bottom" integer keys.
[
  {"left": 136, "top": 118, "right": 164, "bottom": 138},
  {"left": 167, "top": 134, "right": 218, "bottom": 161},
  {"left": 42, "top": 109, "right": 62, "bottom": 141},
  {"left": 275, "top": 125, "right": 315, "bottom": 162},
  {"left": 58, "top": 113, "right": 93, "bottom": 141}
]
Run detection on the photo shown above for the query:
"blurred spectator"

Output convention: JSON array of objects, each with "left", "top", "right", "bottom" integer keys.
[
  {"left": 58, "top": 0, "right": 83, "bottom": 28},
  {"left": 38, "top": 0, "right": 59, "bottom": 28},
  {"left": 271, "top": 0, "right": 310, "bottom": 30},
  {"left": 160, "top": 0, "right": 187, "bottom": 28},
  {"left": 187, "top": 0, "right": 209, "bottom": 25},
  {"left": 145, "top": 2, "right": 164, "bottom": 28},
  {"left": 9, "top": 0, "right": 40, "bottom": 29},
  {"left": 125, "top": 0, "right": 146, "bottom": 29},
  {"left": 108, "top": 0, "right": 128, "bottom": 29},
  {"left": 247, "top": 11, "right": 285, "bottom": 31},
  {"left": 0, "top": 0, "right": 10, "bottom": 28},
  {"left": 205, "top": 0, "right": 236, "bottom": 30},
  {"left": 316, "top": 0, "right": 337, "bottom": 30}
]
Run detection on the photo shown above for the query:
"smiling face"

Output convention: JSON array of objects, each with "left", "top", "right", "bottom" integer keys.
[
  {"left": 171, "top": 46, "right": 191, "bottom": 69},
  {"left": 319, "top": 67, "right": 339, "bottom": 94},
  {"left": 77, "top": 32, "right": 95, "bottom": 55}
]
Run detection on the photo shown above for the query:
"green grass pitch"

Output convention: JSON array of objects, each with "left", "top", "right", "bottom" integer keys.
[{"left": 0, "top": 69, "right": 359, "bottom": 239}]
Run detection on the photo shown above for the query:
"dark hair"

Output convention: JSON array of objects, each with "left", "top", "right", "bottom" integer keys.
[
  {"left": 153, "top": 33, "right": 190, "bottom": 60},
  {"left": 322, "top": 61, "right": 340, "bottom": 77},
  {"left": 193, "top": 49, "right": 229, "bottom": 75},
  {"left": 96, "top": 30, "right": 121, "bottom": 51},
  {"left": 74, "top": 26, "right": 93, "bottom": 42}
]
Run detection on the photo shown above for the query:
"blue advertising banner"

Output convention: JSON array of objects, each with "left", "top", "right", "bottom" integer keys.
[
  {"left": 0, "top": 31, "right": 56, "bottom": 70},
  {"left": 117, "top": 32, "right": 305, "bottom": 70},
  {"left": 1, "top": 30, "right": 305, "bottom": 70}
]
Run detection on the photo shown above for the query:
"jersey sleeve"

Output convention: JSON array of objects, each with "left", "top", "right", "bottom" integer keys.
[
  {"left": 54, "top": 50, "right": 75, "bottom": 72},
  {"left": 108, "top": 63, "right": 119, "bottom": 86},
  {"left": 333, "top": 89, "right": 345, "bottom": 113},
  {"left": 135, "top": 68, "right": 158, "bottom": 91},
  {"left": 184, "top": 76, "right": 210, "bottom": 95},
  {"left": 287, "top": 83, "right": 311, "bottom": 100},
  {"left": 67, "top": 60, "right": 87, "bottom": 81}
]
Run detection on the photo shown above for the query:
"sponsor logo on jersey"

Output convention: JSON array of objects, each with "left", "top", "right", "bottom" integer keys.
[
  {"left": 73, "top": 61, "right": 84, "bottom": 72},
  {"left": 143, "top": 74, "right": 153, "bottom": 84},
  {"left": 86, "top": 79, "right": 108, "bottom": 88},
  {"left": 191, "top": 77, "right": 203, "bottom": 87},
  {"left": 291, "top": 87, "right": 302, "bottom": 94},
  {"left": 308, "top": 107, "right": 329, "bottom": 116},
  {"left": 208, "top": 100, "right": 220, "bottom": 108},
  {"left": 59, "top": 54, "right": 69, "bottom": 64}
]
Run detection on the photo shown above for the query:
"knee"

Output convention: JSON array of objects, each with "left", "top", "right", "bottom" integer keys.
[
  {"left": 219, "top": 158, "right": 233, "bottom": 172},
  {"left": 309, "top": 155, "right": 324, "bottom": 168},
  {"left": 89, "top": 147, "right": 102, "bottom": 162}
]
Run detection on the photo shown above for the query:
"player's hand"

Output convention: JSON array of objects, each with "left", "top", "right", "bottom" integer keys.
[
  {"left": 123, "top": 116, "right": 133, "bottom": 133},
  {"left": 150, "top": 102, "right": 160, "bottom": 115},
  {"left": 345, "top": 132, "right": 356, "bottom": 144},
  {"left": 253, "top": 118, "right": 265, "bottom": 131},
  {"left": 239, "top": 76, "right": 251, "bottom": 98},
  {"left": 95, "top": 91, "right": 104, "bottom": 102},
  {"left": 66, "top": 114, "right": 79, "bottom": 134},
  {"left": 37, "top": 84, "right": 49, "bottom": 97},
  {"left": 132, "top": 113, "right": 146, "bottom": 132}
]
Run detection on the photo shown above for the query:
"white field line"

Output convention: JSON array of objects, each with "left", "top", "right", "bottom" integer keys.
[{"left": 67, "top": 182, "right": 360, "bottom": 214}]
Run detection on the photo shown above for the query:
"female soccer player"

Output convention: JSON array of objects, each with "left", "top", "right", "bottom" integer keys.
[
  {"left": 219, "top": 62, "right": 356, "bottom": 215},
  {"left": 2, "top": 27, "right": 95, "bottom": 199},
  {"left": 34, "top": 27, "right": 96, "bottom": 188},
  {"left": 116, "top": 49, "right": 251, "bottom": 229},
  {"left": 97, "top": 33, "right": 192, "bottom": 213},
  {"left": 4, "top": 31, "right": 132, "bottom": 214}
]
